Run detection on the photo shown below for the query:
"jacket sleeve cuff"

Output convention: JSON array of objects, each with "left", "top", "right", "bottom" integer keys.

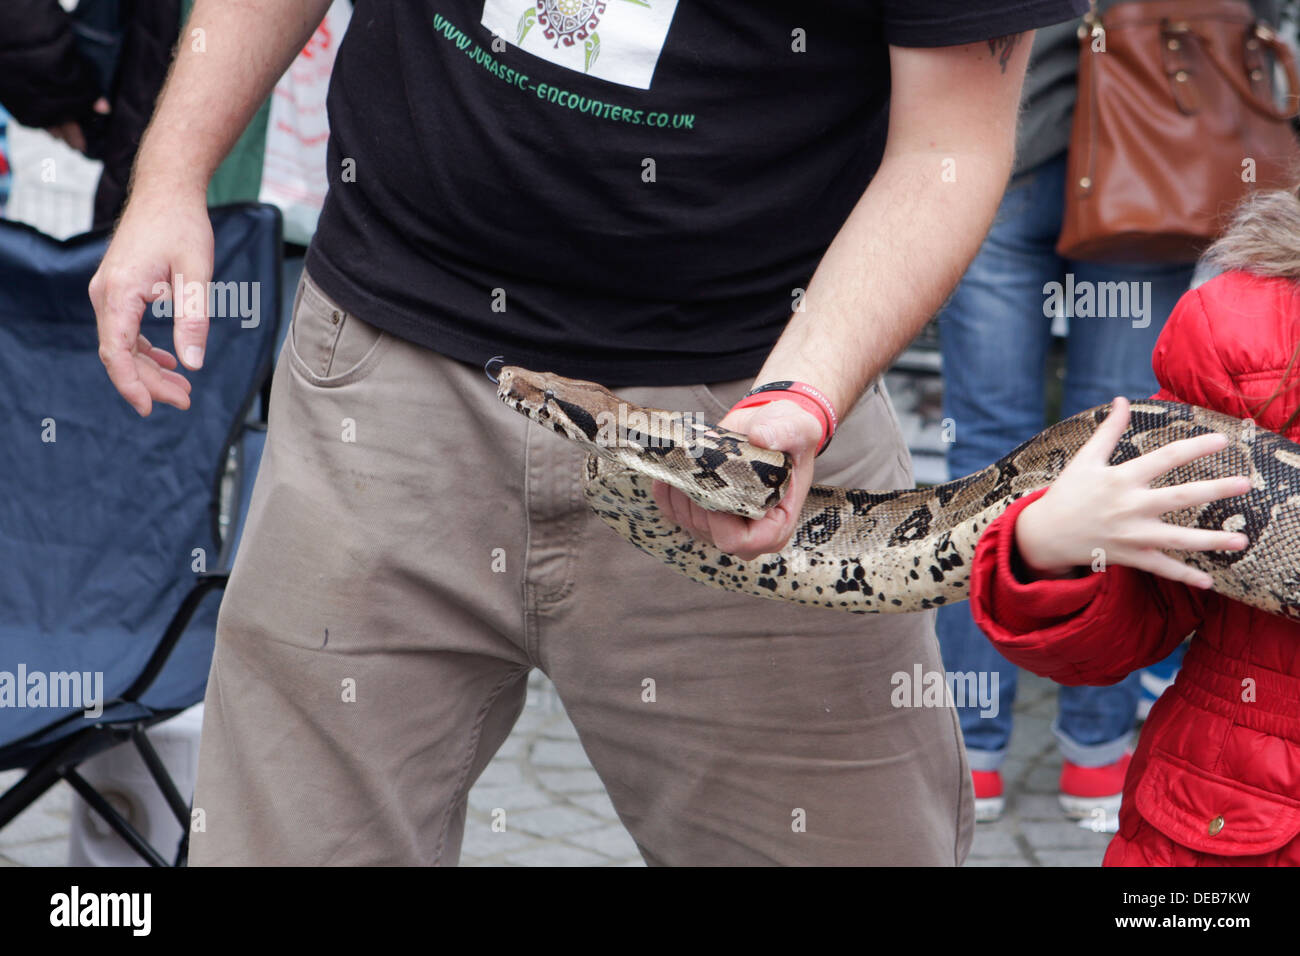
[{"left": 971, "top": 487, "right": 1110, "bottom": 636}]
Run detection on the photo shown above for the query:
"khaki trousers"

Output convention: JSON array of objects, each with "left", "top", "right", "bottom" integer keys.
[{"left": 189, "top": 269, "right": 973, "bottom": 866}]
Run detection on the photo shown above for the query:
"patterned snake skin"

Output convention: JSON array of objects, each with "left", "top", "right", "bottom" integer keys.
[{"left": 497, "top": 366, "right": 1300, "bottom": 620}]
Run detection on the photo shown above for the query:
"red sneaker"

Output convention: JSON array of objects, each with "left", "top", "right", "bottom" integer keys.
[
  {"left": 972, "top": 770, "right": 1004, "bottom": 823},
  {"left": 1059, "top": 752, "right": 1131, "bottom": 819}
]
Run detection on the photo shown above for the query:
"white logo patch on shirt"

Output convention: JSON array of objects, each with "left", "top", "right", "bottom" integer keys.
[{"left": 481, "top": 0, "right": 680, "bottom": 90}]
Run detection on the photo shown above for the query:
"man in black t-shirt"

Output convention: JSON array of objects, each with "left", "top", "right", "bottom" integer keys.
[{"left": 91, "top": 0, "right": 1086, "bottom": 865}]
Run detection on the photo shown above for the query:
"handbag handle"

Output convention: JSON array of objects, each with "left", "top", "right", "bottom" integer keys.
[{"left": 1174, "top": 20, "right": 1300, "bottom": 121}]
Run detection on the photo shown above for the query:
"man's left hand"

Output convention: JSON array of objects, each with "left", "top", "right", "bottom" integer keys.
[{"left": 651, "top": 399, "right": 822, "bottom": 560}]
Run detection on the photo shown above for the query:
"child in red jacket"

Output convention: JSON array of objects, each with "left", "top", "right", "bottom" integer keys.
[{"left": 969, "top": 188, "right": 1300, "bottom": 866}]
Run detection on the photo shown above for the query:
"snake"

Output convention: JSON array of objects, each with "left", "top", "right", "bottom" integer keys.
[{"left": 496, "top": 366, "right": 1300, "bottom": 621}]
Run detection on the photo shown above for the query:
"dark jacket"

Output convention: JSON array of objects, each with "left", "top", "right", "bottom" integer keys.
[
  {"left": 0, "top": 0, "right": 180, "bottom": 227},
  {"left": 93, "top": 0, "right": 181, "bottom": 226},
  {"left": 0, "top": 0, "right": 103, "bottom": 130}
]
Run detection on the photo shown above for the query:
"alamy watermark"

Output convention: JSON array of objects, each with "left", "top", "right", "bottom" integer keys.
[
  {"left": 595, "top": 403, "right": 710, "bottom": 459},
  {"left": 0, "top": 665, "right": 104, "bottom": 718},
  {"left": 1043, "top": 274, "right": 1152, "bottom": 329},
  {"left": 891, "top": 664, "right": 999, "bottom": 718},
  {"left": 150, "top": 275, "right": 261, "bottom": 328},
  {"left": 50, "top": 886, "right": 150, "bottom": 936}
]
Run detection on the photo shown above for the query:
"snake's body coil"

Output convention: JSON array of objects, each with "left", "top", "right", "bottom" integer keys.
[{"left": 498, "top": 366, "right": 1300, "bottom": 620}]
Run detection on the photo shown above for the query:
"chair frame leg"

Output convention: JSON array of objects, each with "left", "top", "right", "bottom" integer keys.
[
  {"left": 63, "top": 768, "right": 169, "bottom": 868},
  {"left": 0, "top": 724, "right": 119, "bottom": 827},
  {"left": 1, "top": 716, "right": 197, "bottom": 868},
  {"left": 131, "top": 728, "right": 191, "bottom": 829}
]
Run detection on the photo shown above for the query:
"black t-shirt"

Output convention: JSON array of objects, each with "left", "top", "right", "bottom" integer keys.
[{"left": 307, "top": 0, "right": 1085, "bottom": 385}]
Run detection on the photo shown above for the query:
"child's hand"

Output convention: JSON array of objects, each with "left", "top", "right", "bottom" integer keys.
[{"left": 1014, "top": 396, "right": 1252, "bottom": 588}]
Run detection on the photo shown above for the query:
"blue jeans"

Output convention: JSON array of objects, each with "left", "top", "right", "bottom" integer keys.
[{"left": 936, "top": 153, "right": 1195, "bottom": 771}]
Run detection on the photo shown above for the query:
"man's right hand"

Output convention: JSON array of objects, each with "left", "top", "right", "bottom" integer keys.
[
  {"left": 84, "top": 0, "right": 333, "bottom": 415},
  {"left": 89, "top": 187, "right": 212, "bottom": 416}
]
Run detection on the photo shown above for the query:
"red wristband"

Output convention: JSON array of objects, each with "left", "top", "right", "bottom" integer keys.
[{"left": 729, "top": 381, "right": 839, "bottom": 456}]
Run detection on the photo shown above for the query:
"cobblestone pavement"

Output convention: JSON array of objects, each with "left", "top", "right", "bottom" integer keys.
[
  {"left": 462, "top": 670, "right": 1113, "bottom": 866},
  {"left": 1, "top": 669, "right": 1114, "bottom": 867}
]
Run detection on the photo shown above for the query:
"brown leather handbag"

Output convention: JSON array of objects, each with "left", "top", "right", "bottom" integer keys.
[{"left": 1057, "top": 0, "right": 1300, "bottom": 262}]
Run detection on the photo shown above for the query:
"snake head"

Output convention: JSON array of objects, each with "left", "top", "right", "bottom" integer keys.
[
  {"left": 497, "top": 366, "right": 608, "bottom": 447},
  {"left": 498, "top": 366, "right": 794, "bottom": 515}
]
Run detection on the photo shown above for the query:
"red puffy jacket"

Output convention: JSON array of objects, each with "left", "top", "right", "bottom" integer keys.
[{"left": 969, "top": 270, "right": 1300, "bottom": 866}]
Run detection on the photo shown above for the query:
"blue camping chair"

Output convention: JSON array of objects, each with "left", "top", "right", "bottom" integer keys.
[{"left": 0, "top": 203, "right": 280, "bottom": 866}]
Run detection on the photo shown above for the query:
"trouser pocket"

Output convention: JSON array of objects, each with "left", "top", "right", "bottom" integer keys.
[{"left": 286, "top": 270, "right": 390, "bottom": 386}]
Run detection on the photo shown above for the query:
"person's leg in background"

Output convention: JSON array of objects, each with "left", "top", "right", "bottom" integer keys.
[
  {"left": 1137, "top": 642, "right": 1187, "bottom": 721},
  {"left": 936, "top": 159, "right": 1063, "bottom": 821},
  {"left": 1055, "top": 252, "right": 1194, "bottom": 818}
]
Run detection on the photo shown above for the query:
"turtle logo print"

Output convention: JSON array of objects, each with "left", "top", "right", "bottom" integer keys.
[
  {"left": 482, "top": 0, "right": 680, "bottom": 90},
  {"left": 537, "top": 0, "right": 603, "bottom": 49}
]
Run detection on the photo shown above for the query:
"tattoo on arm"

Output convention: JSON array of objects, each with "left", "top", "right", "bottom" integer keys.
[{"left": 987, "top": 34, "right": 1023, "bottom": 74}]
